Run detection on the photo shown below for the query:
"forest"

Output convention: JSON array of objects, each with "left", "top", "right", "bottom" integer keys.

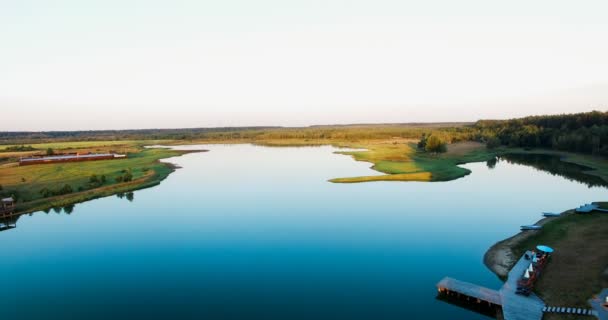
[{"left": 475, "top": 110, "right": 608, "bottom": 156}]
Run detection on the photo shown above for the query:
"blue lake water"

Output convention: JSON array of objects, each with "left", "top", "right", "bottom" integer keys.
[{"left": 1, "top": 144, "right": 606, "bottom": 319}]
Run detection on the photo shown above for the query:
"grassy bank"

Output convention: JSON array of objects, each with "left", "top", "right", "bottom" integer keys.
[
  {"left": 0, "top": 141, "right": 198, "bottom": 215},
  {"left": 329, "top": 141, "right": 500, "bottom": 183},
  {"left": 484, "top": 207, "right": 608, "bottom": 320},
  {"left": 509, "top": 211, "right": 608, "bottom": 308}
]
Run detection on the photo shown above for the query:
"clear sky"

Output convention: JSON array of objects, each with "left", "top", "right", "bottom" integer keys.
[{"left": 2, "top": 0, "right": 608, "bottom": 131}]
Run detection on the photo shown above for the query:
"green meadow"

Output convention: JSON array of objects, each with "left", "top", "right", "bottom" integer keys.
[
  {"left": 0, "top": 143, "right": 195, "bottom": 215},
  {"left": 329, "top": 141, "right": 499, "bottom": 183},
  {"left": 510, "top": 211, "right": 608, "bottom": 311}
]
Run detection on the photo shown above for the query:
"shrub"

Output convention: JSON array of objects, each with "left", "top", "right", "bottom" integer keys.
[
  {"left": 123, "top": 172, "right": 133, "bottom": 182},
  {"left": 486, "top": 137, "right": 501, "bottom": 149},
  {"left": 417, "top": 134, "right": 427, "bottom": 149},
  {"left": 425, "top": 135, "right": 447, "bottom": 153}
]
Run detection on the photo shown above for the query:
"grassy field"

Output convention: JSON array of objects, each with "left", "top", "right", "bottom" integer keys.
[
  {"left": 0, "top": 141, "right": 195, "bottom": 215},
  {"left": 329, "top": 141, "right": 499, "bottom": 183},
  {"left": 508, "top": 211, "right": 608, "bottom": 318},
  {"left": 0, "top": 140, "right": 164, "bottom": 150}
]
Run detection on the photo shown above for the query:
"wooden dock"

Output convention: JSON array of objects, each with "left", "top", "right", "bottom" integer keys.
[
  {"left": 437, "top": 277, "right": 501, "bottom": 306},
  {"left": 437, "top": 251, "right": 545, "bottom": 320}
]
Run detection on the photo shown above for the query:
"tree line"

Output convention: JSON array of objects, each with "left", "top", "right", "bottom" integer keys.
[
  {"left": 2, "top": 111, "right": 607, "bottom": 157},
  {"left": 475, "top": 110, "right": 608, "bottom": 156}
]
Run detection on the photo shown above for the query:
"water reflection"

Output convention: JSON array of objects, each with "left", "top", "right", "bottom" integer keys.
[
  {"left": 499, "top": 153, "right": 607, "bottom": 188},
  {"left": 0, "top": 215, "right": 18, "bottom": 231},
  {"left": 486, "top": 158, "right": 498, "bottom": 169},
  {"left": 0, "top": 145, "right": 606, "bottom": 320},
  {"left": 116, "top": 191, "right": 135, "bottom": 202}
]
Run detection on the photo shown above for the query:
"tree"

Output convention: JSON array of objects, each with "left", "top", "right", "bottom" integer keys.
[
  {"left": 100, "top": 175, "right": 106, "bottom": 183},
  {"left": 59, "top": 184, "right": 73, "bottom": 195},
  {"left": 89, "top": 174, "right": 99, "bottom": 184},
  {"left": 123, "top": 172, "right": 133, "bottom": 182},
  {"left": 486, "top": 137, "right": 501, "bottom": 149},
  {"left": 417, "top": 134, "right": 428, "bottom": 149},
  {"left": 46, "top": 148, "right": 54, "bottom": 156},
  {"left": 40, "top": 188, "right": 51, "bottom": 198},
  {"left": 425, "top": 135, "right": 447, "bottom": 153}
]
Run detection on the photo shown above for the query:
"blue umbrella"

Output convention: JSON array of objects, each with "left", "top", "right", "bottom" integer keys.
[{"left": 536, "top": 245, "right": 554, "bottom": 253}]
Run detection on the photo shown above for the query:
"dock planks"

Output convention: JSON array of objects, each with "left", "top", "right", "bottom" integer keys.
[{"left": 437, "top": 251, "right": 545, "bottom": 320}]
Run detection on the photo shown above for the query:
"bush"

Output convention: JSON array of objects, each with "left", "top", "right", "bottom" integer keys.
[
  {"left": 2, "top": 145, "right": 36, "bottom": 152},
  {"left": 123, "top": 172, "right": 133, "bottom": 182},
  {"left": 417, "top": 134, "right": 428, "bottom": 149},
  {"left": 486, "top": 137, "right": 501, "bottom": 149},
  {"left": 425, "top": 135, "right": 447, "bottom": 153},
  {"left": 40, "top": 184, "right": 74, "bottom": 197},
  {"left": 58, "top": 184, "right": 73, "bottom": 195},
  {"left": 40, "top": 188, "right": 51, "bottom": 198}
]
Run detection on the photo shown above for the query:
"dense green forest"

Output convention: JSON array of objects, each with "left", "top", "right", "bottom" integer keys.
[{"left": 475, "top": 110, "right": 608, "bottom": 155}]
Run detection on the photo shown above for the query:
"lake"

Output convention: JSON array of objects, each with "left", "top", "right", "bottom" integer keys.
[{"left": 1, "top": 144, "right": 606, "bottom": 319}]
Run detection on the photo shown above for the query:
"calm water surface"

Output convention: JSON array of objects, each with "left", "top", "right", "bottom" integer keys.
[{"left": 1, "top": 145, "right": 606, "bottom": 319}]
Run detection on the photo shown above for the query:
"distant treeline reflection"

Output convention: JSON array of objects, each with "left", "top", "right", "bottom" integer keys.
[{"left": 494, "top": 154, "right": 607, "bottom": 188}]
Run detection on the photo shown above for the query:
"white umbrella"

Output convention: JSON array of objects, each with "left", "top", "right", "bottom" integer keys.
[
  {"left": 524, "top": 270, "right": 530, "bottom": 279},
  {"left": 528, "top": 264, "right": 534, "bottom": 272}
]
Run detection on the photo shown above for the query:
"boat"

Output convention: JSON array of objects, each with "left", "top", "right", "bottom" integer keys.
[
  {"left": 542, "top": 212, "right": 561, "bottom": 217},
  {"left": 520, "top": 225, "right": 542, "bottom": 231}
]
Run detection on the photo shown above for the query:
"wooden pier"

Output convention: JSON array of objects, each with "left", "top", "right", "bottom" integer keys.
[{"left": 437, "top": 251, "right": 545, "bottom": 320}]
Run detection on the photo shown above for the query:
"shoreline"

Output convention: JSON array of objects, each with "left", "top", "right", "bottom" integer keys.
[
  {"left": 483, "top": 209, "right": 573, "bottom": 278},
  {"left": 3, "top": 149, "right": 205, "bottom": 217}
]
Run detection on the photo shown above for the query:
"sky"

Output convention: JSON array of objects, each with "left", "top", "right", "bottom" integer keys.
[{"left": 2, "top": 0, "right": 608, "bottom": 131}]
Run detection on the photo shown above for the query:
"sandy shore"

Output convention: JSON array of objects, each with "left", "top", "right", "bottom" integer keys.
[{"left": 483, "top": 212, "right": 570, "bottom": 278}]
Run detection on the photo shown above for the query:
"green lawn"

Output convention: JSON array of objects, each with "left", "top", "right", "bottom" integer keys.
[
  {"left": 510, "top": 212, "right": 608, "bottom": 310},
  {"left": 1, "top": 140, "right": 171, "bottom": 150},
  {"left": 0, "top": 145, "right": 191, "bottom": 214}
]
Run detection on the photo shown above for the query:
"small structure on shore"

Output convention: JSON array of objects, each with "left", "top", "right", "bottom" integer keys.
[
  {"left": 576, "top": 203, "right": 608, "bottom": 214},
  {"left": 520, "top": 225, "right": 542, "bottom": 231},
  {"left": 19, "top": 153, "right": 126, "bottom": 166},
  {"left": 542, "top": 212, "right": 561, "bottom": 217},
  {"left": 1, "top": 197, "right": 14, "bottom": 213}
]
